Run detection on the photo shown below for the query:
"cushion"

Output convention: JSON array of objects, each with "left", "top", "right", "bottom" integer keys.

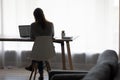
[
  {"left": 114, "top": 63, "right": 120, "bottom": 80},
  {"left": 49, "top": 70, "right": 88, "bottom": 80},
  {"left": 97, "top": 50, "right": 118, "bottom": 76},
  {"left": 82, "top": 50, "right": 118, "bottom": 80},
  {"left": 51, "top": 74, "right": 85, "bottom": 80}
]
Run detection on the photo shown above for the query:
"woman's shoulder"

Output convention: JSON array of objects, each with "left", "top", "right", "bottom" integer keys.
[
  {"left": 46, "top": 21, "right": 53, "bottom": 25},
  {"left": 46, "top": 21, "right": 53, "bottom": 27},
  {"left": 31, "top": 22, "right": 36, "bottom": 25},
  {"left": 31, "top": 22, "right": 39, "bottom": 27}
]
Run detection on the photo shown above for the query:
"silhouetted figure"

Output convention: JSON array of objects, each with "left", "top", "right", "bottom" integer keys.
[{"left": 25, "top": 8, "right": 54, "bottom": 80}]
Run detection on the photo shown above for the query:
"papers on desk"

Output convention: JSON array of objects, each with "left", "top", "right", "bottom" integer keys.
[
  {"left": 62, "top": 36, "right": 79, "bottom": 40},
  {"left": 62, "top": 36, "right": 73, "bottom": 39},
  {"left": 54, "top": 35, "right": 79, "bottom": 40}
]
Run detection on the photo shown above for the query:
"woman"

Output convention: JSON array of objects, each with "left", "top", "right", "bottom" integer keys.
[{"left": 25, "top": 8, "right": 55, "bottom": 80}]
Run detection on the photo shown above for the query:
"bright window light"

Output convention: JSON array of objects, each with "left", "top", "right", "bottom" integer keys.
[{"left": 0, "top": 0, "right": 119, "bottom": 54}]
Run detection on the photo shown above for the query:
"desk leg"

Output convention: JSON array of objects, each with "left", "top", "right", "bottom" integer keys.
[
  {"left": 66, "top": 41, "right": 73, "bottom": 70},
  {"left": 61, "top": 42, "right": 66, "bottom": 70}
]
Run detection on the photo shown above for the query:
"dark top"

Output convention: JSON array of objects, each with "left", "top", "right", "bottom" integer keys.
[{"left": 30, "top": 21, "right": 54, "bottom": 40}]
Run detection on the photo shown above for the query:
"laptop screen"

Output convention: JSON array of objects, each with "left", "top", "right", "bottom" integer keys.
[{"left": 19, "top": 25, "right": 31, "bottom": 38}]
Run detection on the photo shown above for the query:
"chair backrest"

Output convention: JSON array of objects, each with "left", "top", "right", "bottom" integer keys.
[{"left": 31, "top": 36, "right": 55, "bottom": 61}]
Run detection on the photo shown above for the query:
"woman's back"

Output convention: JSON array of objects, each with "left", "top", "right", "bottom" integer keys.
[{"left": 30, "top": 21, "right": 54, "bottom": 39}]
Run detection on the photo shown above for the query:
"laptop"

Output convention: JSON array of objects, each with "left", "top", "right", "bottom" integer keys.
[{"left": 18, "top": 25, "right": 31, "bottom": 38}]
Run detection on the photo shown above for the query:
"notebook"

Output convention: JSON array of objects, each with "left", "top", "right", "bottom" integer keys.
[{"left": 18, "top": 25, "right": 31, "bottom": 38}]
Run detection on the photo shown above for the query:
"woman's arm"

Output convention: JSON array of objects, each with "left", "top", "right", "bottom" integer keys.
[
  {"left": 30, "top": 23, "right": 35, "bottom": 40},
  {"left": 51, "top": 23, "right": 54, "bottom": 38}
]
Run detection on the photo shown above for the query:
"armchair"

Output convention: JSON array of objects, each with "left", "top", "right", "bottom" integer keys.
[{"left": 49, "top": 50, "right": 119, "bottom": 80}]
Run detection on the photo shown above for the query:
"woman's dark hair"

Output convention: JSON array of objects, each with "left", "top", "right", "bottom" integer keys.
[{"left": 33, "top": 8, "right": 46, "bottom": 29}]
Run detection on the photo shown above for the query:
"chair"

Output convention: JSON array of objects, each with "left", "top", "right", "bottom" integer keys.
[
  {"left": 29, "top": 36, "right": 56, "bottom": 80},
  {"left": 29, "top": 61, "right": 51, "bottom": 80},
  {"left": 49, "top": 50, "right": 118, "bottom": 80}
]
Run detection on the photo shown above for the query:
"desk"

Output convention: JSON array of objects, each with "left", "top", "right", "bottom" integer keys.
[{"left": 0, "top": 37, "right": 73, "bottom": 70}]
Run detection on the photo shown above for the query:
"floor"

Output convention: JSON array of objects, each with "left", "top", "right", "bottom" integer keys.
[{"left": 0, "top": 68, "right": 48, "bottom": 80}]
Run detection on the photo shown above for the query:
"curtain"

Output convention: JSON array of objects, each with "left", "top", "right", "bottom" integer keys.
[{"left": 0, "top": 0, "right": 119, "bottom": 67}]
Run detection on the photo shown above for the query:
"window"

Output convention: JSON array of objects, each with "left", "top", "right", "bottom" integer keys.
[{"left": 0, "top": 0, "right": 119, "bottom": 53}]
